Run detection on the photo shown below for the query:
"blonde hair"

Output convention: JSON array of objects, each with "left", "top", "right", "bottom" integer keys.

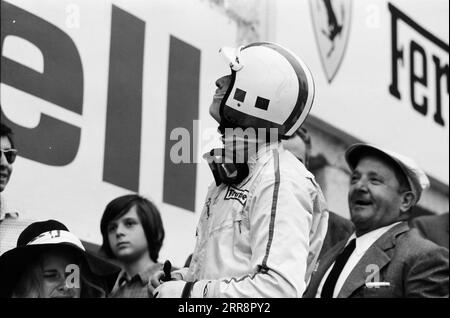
[
  {"left": 12, "top": 247, "right": 107, "bottom": 298},
  {"left": 12, "top": 262, "right": 41, "bottom": 298}
]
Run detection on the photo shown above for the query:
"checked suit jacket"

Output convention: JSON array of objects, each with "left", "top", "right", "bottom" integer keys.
[{"left": 303, "top": 222, "right": 449, "bottom": 298}]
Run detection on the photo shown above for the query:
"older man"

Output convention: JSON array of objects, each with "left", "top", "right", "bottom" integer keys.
[{"left": 304, "top": 143, "right": 449, "bottom": 298}]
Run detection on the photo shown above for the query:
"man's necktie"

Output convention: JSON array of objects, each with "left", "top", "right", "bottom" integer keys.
[{"left": 321, "top": 238, "right": 356, "bottom": 298}]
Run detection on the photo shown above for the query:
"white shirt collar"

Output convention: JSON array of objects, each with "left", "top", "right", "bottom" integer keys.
[
  {"left": 0, "top": 194, "right": 19, "bottom": 221},
  {"left": 349, "top": 222, "right": 402, "bottom": 256}
]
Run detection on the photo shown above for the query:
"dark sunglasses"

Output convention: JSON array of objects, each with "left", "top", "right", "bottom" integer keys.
[{"left": 1, "top": 149, "right": 18, "bottom": 164}]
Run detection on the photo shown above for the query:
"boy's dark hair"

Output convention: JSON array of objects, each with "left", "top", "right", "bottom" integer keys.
[
  {"left": 0, "top": 123, "right": 15, "bottom": 148},
  {"left": 100, "top": 195, "right": 165, "bottom": 263}
]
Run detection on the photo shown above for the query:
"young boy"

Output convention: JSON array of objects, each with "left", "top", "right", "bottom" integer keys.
[{"left": 100, "top": 194, "right": 165, "bottom": 297}]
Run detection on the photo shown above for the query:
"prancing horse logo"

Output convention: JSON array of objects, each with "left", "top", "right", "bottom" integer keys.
[{"left": 310, "top": 0, "right": 352, "bottom": 83}]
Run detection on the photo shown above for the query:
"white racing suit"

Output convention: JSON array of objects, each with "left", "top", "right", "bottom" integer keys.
[{"left": 182, "top": 142, "right": 328, "bottom": 297}]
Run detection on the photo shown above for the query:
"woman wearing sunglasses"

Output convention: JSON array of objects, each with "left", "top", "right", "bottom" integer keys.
[
  {"left": 0, "top": 122, "right": 23, "bottom": 257},
  {"left": 0, "top": 123, "right": 17, "bottom": 193}
]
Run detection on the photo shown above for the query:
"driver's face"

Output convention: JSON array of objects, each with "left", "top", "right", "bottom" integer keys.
[{"left": 209, "top": 75, "right": 232, "bottom": 124}]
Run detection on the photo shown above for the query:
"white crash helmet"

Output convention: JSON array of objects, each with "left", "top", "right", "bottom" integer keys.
[{"left": 219, "top": 42, "right": 315, "bottom": 138}]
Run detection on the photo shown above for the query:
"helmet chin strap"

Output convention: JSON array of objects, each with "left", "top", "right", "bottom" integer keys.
[
  {"left": 206, "top": 125, "right": 277, "bottom": 186},
  {"left": 204, "top": 148, "right": 250, "bottom": 186}
]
